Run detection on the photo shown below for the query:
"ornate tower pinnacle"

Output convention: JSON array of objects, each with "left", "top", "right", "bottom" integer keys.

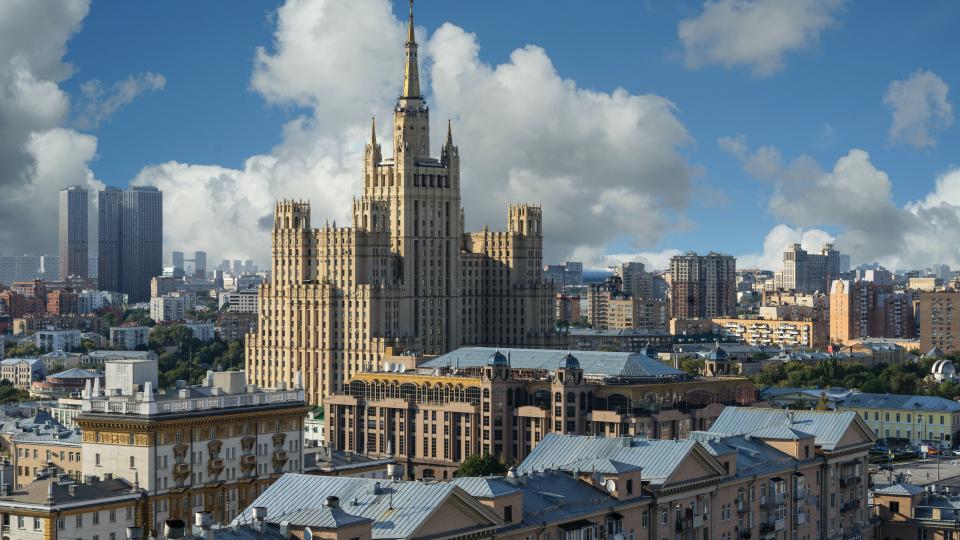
[{"left": 402, "top": 0, "right": 420, "bottom": 99}]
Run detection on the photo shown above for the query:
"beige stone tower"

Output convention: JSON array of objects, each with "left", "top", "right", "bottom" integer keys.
[{"left": 246, "top": 1, "right": 557, "bottom": 404}]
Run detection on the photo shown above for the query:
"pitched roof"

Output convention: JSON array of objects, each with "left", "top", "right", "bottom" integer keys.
[
  {"left": 422, "top": 347, "right": 688, "bottom": 380},
  {"left": 232, "top": 474, "right": 498, "bottom": 539},
  {"left": 708, "top": 407, "right": 869, "bottom": 451},
  {"left": 874, "top": 483, "right": 926, "bottom": 496},
  {"left": 517, "top": 433, "right": 722, "bottom": 485},
  {"left": 449, "top": 476, "right": 520, "bottom": 498},
  {"left": 0, "top": 476, "right": 135, "bottom": 507},
  {"left": 48, "top": 367, "right": 100, "bottom": 379},
  {"left": 272, "top": 507, "right": 372, "bottom": 529},
  {"left": 839, "top": 392, "right": 960, "bottom": 412}
]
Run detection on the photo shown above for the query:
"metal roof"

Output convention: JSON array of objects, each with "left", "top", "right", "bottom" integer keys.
[
  {"left": 517, "top": 433, "right": 710, "bottom": 485},
  {"left": 449, "top": 476, "right": 520, "bottom": 498},
  {"left": 48, "top": 368, "right": 100, "bottom": 379},
  {"left": 272, "top": 507, "right": 373, "bottom": 529},
  {"left": 422, "top": 347, "right": 687, "bottom": 380},
  {"left": 709, "top": 407, "right": 863, "bottom": 451},
  {"left": 874, "top": 483, "right": 926, "bottom": 496},
  {"left": 232, "top": 474, "right": 494, "bottom": 539},
  {"left": 838, "top": 392, "right": 960, "bottom": 412}
]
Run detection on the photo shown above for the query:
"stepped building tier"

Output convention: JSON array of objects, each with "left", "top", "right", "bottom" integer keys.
[{"left": 246, "top": 3, "right": 557, "bottom": 404}]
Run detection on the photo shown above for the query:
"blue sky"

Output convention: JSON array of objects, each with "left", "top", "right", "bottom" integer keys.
[{"left": 2, "top": 0, "right": 958, "bottom": 270}]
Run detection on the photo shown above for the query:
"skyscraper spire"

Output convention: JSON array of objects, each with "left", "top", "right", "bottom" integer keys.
[
  {"left": 402, "top": 0, "right": 421, "bottom": 99},
  {"left": 370, "top": 117, "right": 377, "bottom": 145}
]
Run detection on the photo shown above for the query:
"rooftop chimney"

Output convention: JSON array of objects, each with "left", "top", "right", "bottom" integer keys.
[
  {"left": 163, "top": 519, "right": 186, "bottom": 539},
  {"left": 326, "top": 495, "right": 340, "bottom": 509}
]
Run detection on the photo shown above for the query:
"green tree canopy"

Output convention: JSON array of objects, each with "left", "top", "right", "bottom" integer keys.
[{"left": 454, "top": 453, "right": 508, "bottom": 478}]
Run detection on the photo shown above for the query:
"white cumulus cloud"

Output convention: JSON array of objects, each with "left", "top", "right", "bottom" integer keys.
[
  {"left": 0, "top": 0, "right": 102, "bottom": 256},
  {"left": 141, "top": 0, "right": 698, "bottom": 265},
  {"left": 678, "top": 0, "right": 845, "bottom": 76},
  {"left": 884, "top": 69, "right": 953, "bottom": 148},
  {"left": 736, "top": 224, "right": 834, "bottom": 270},
  {"left": 727, "top": 137, "right": 960, "bottom": 269}
]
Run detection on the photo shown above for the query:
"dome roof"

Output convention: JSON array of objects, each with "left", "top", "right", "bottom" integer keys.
[
  {"left": 487, "top": 350, "right": 509, "bottom": 367},
  {"left": 926, "top": 347, "right": 945, "bottom": 359},
  {"left": 560, "top": 352, "right": 580, "bottom": 370}
]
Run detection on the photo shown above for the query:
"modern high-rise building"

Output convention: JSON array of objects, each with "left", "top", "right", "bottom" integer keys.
[
  {"left": 58, "top": 186, "right": 88, "bottom": 279},
  {"left": 669, "top": 252, "right": 737, "bottom": 319},
  {"left": 247, "top": 4, "right": 556, "bottom": 404},
  {"left": 613, "top": 261, "right": 651, "bottom": 298},
  {"left": 780, "top": 243, "right": 841, "bottom": 293},
  {"left": 193, "top": 250, "right": 207, "bottom": 278},
  {"left": 98, "top": 186, "right": 163, "bottom": 303},
  {"left": 171, "top": 250, "right": 184, "bottom": 272}
]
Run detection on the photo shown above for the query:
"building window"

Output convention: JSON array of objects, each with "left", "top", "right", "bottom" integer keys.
[
  {"left": 890, "top": 501, "right": 900, "bottom": 513},
  {"left": 504, "top": 505, "right": 513, "bottom": 523},
  {"left": 95, "top": 453, "right": 101, "bottom": 466}
]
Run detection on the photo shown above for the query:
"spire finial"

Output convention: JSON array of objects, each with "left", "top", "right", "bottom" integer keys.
[
  {"left": 371, "top": 117, "right": 377, "bottom": 145},
  {"left": 401, "top": 0, "right": 421, "bottom": 98},
  {"left": 446, "top": 119, "right": 453, "bottom": 146},
  {"left": 407, "top": 0, "right": 416, "bottom": 44}
]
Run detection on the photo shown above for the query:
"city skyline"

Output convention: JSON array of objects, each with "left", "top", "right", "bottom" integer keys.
[{"left": 1, "top": 1, "right": 958, "bottom": 272}]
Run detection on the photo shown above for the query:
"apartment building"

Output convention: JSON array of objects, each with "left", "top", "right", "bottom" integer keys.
[
  {"left": 712, "top": 317, "right": 829, "bottom": 349},
  {"left": 0, "top": 472, "right": 142, "bottom": 540},
  {"left": 325, "top": 347, "right": 756, "bottom": 480},
  {"left": 919, "top": 291, "right": 960, "bottom": 354},
  {"left": 109, "top": 325, "right": 151, "bottom": 349},
  {"left": 12, "top": 428, "right": 82, "bottom": 488},
  {"left": 608, "top": 296, "right": 667, "bottom": 331},
  {"left": 831, "top": 280, "right": 916, "bottom": 345},
  {"left": 521, "top": 406, "right": 876, "bottom": 540},
  {"left": 669, "top": 252, "right": 737, "bottom": 319},
  {"left": 74, "top": 357, "right": 308, "bottom": 534},
  {"left": 780, "top": 243, "right": 841, "bottom": 293},
  {"left": 34, "top": 329, "right": 82, "bottom": 352}
]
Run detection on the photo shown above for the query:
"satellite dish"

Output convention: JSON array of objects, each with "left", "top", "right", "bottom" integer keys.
[
  {"left": 605, "top": 479, "right": 616, "bottom": 493},
  {"left": 382, "top": 362, "right": 390, "bottom": 372},
  {"left": 391, "top": 363, "right": 399, "bottom": 372},
  {"left": 398, "top": 364, "right": 406, "bottom": 373}
]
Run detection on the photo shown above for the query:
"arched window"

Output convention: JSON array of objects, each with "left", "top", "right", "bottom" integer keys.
[
  {"left": 566, "top": 392, "right": 575, "bottom": 404},
  {"left": 483, "top": 388, "right": 491, "bottom": 399},
  {"left": 554, "top": 392, "right": 562, "bottom": 403}
]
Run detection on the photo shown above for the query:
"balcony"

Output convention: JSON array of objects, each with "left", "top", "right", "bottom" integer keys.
[
  {"left": 676, "top": 519, "right": 694, "bottom": 532},
  {"left": 760, "top": 492, "right": 785, "bottom": 507},
  {"left": 839, "top": 475, "right": 860, "bottom": 487},
  {"left": 737, "top": 499, "right": 747, "bottom": 513},
  {"left": 841, "top": 499, "right": 862, "bottom": 513},
  {"left": 795, "top": 486, "right": 808, "bottom": 499},
  {"left": 739, "top": 530, "right": 751, "bottom": 539},
  {"left": 796, "top": 512, "right": 808, "bottom": 525}
]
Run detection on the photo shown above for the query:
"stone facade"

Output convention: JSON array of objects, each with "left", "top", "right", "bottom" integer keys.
[{"left": 246, "top": 9, "right": 556, "bottom": 404}]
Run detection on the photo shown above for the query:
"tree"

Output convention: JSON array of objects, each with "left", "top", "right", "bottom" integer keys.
[
  {"left": 0, "top": 380, "right": 30, "bottom": 403},
  {"left": 454, "top": 453, "right": 508, "bottom": 477},
  {"left": 6, "top": 342, "right": 39, "bottom": 358},
  {"left": 679, "top": 357, "right": 704, "bottom": 376}
]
